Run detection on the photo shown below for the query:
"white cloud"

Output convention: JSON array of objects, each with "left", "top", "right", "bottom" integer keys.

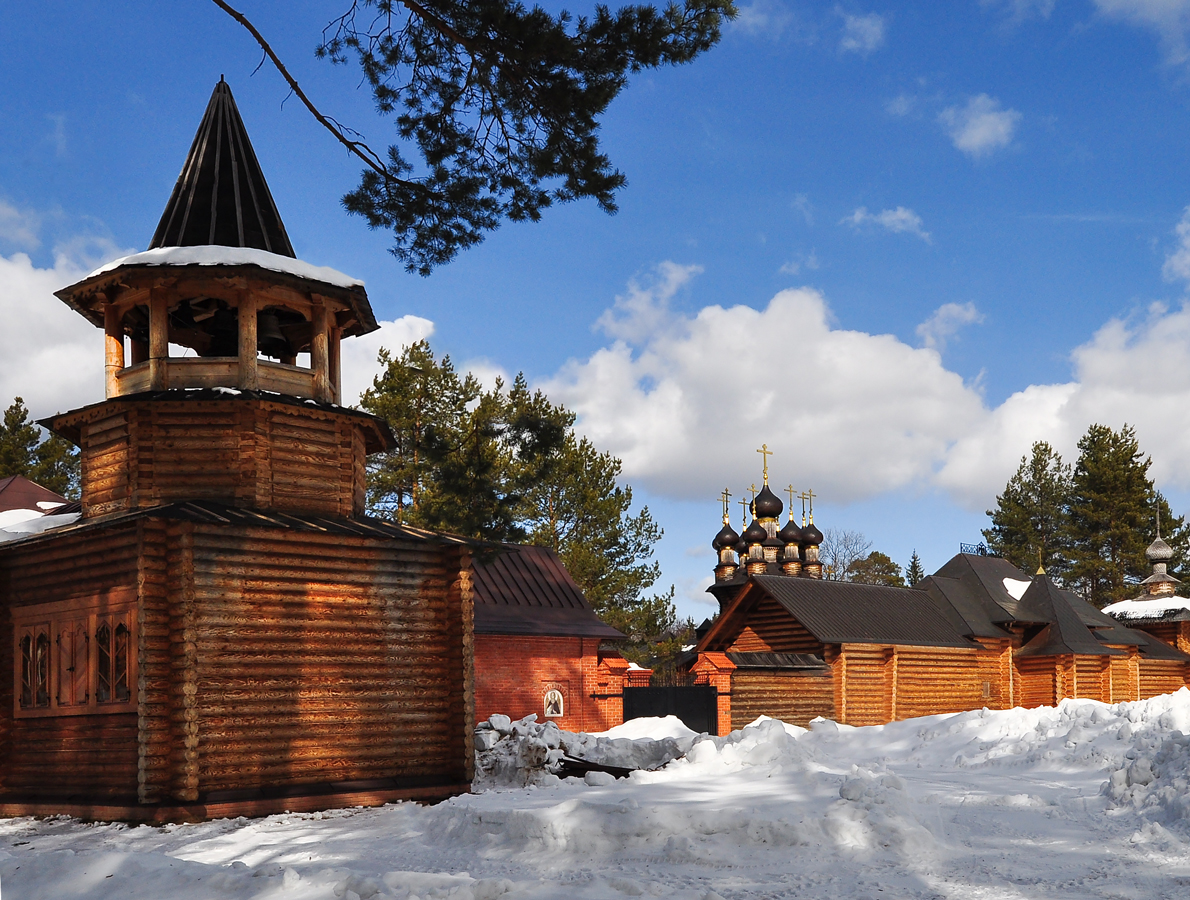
[
  {"left": 1095, "top": 0, "right": 1190, "bottom": 65},
  {"left": 885, "top": 94, "right": 916, "bottom": 117},
  {"left": 792, "top": 193, "right": 814, "bottom": 225},
  {"left": 339, "top": 315, "right": 436, "bottom": 406},
  {"left": 545, "top": 259, "right": 1190, "bottom": 517},
  {"left": 916, "top": 302, "right": 985, "bottom": 351},
  {"left": 730, "top": 0, "right": 798, "bottom": 38},
  {"left": 595, "top": 261, "right": 703, "bottom": 342},
  {"left": 841, "top": 206, "right": 932, "bottom": 243},
  {"left": 1163, "top": 205, "right": 1190, "bottom": 285},
  {"left": 0, "top": 200, "right": 41, "bottom": 250},
  {"left": 0, "top": 251, "right": 106, "bottom": 420},
  {"left": 939, "top": 94, "right": 1021, "bottom": 158},
  {"left": 779, "top": 249, "right": 819, "bottom": 276},
  {"left": 839, "top": 10, "right": 886, "bottom": 53}
]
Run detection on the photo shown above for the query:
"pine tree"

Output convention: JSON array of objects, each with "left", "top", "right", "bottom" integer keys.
[
  {"left": 905, "top": 550, "right": 925, "bottom": 586},
  {"left": 983, "top": 441, "right": 1072, "bottom": 577},
  {"left": 0, "top": 397, "right": 80, "bottom": 499},
  {"left": 847, "top": 551, "right": 906, "bottom": 587},
  {"left": 1066, "top": 424, "right": 1186, "bottom": 606}
]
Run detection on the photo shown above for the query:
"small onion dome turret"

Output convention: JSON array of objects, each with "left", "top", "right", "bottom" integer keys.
[
  {"left": 777, "top": 519, "right": 804, "bottom": 545},
  {"left": 713, "top": 522, "right": 740, "bottom": 551},
  {"left": 735, "top": 533, "right": 749, "bottom": 557},
  {"left": 1147, "top": 536, "right": 1174, "bottom": 563},
  {"left": 801, "top": 521, "right": 824, "bottom": 546},
  {"left": 743, "top": 519, "right": 768, "bottom": 545},
  {"left": 753, "top": 485, "right": 783, "bottom": 519}
]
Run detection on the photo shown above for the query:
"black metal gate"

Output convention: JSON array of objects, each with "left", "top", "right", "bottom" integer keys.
[{"left": 622, "top": 685, "right": 719, "bottom": 735}]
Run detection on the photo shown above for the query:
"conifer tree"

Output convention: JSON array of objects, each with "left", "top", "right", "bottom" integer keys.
[
  {"left": 983, "top": 441, "right": 1072, "bottom": 577},
  {"left": 1066, "top": 424, "right": 1187, "bottom": 606},
  {"left": 905, "top": 550, "right": 925, "bottom": 586},
  {"left": 0, "top": 397, "right": 80, "bottom": 499}
]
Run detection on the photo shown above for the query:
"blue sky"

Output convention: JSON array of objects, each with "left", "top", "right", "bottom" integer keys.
[{"left": 6, "top": 1, "right": 1190, "bottom": 620}]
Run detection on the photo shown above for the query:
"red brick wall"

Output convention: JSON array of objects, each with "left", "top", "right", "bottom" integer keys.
[{"left": 474, "top": 635, "right": 626, "bottom": 733}]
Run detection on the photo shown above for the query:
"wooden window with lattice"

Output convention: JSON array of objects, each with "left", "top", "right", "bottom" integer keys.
[{"left": 12, "top": 588, "right": 137, "bottom": 718}]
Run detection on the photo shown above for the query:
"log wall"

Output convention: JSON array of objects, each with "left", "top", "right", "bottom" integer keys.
[
  {"left": 1138, "top": 660, "right": 1187, "bottom": 699},
  {"left": 729, "top": 596, "right": 825, "bottom": 655},
  {"left": 1016, "top": 657, "right": 1058, "bottom": 708},
  {"left": 0, "top": 524, "right": 141, "bottom": 800},
  {"left": 70, "top": 397, "right": 373, "bottom": 518},
  {"left": 1108, "top": 653, "right": 1140, "bottom": 704},
  {"left": 894, "top": 648, "right": 986, "bottom": 719},
  {"left": 162, "top": 523, "right": 469, "bottom": 801},
  {"left": 836, "top": 645, "right": 888, "bottom": 726},
  {"left": 730, "top": 669, "right": 834, "bottom": 729}
]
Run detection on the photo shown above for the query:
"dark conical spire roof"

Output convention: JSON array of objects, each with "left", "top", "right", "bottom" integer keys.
[{"left": 150, "top": 78, "right": 295, "bottom": 257}]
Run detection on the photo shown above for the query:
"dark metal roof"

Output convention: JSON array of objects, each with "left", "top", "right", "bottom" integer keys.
[
  {"left": 920, "top": 574, "right": 1013, "bottom": 639},
  {"left": 1014, "top": 577, "right": 1123, "bottom": 658},
  {"left": 471, "top": 544, "right": 624, "bottom": 639},
  {"left": 726, "top": 651, "right": 827, "bottom": 669},
  {"left": 0, "top": 499, "right": 469, "bottom": 553},
  {"left": 931, "top": 553, "right": 1046, "bottom": 624},
  {"left": 1132, "top": 629, "right": 1190, "bottom": 662},
  {"left": 150, "top": 79, "right": 295, "bottom": 256},
  {"left": 748, "top": 575, "right": 979, "bottom": 648},
  {"left": 0, "top": 476, "right": 68, "bottom": 514}
]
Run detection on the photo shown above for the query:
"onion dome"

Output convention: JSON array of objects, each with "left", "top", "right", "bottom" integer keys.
[
  {"left": 735, "top": 533, "right": 749, "bottom": 556},
  {"left": 713, "top": 522, "right": 740, "bottom": 551},
  {"left": 801, "top": 521, "right": 824, "bottom": 546},
  {"left": 1147, "top": 536, "right": 1174, "bottom": 563},
  {"left": 777, "top": 519, "right": 804, "bottom": 545},
  {"left": 743, "top": 519, "right": 768, "bottom": 545},
  {"left": 753, "top": 485, "right": 783, "bottom": 519}
]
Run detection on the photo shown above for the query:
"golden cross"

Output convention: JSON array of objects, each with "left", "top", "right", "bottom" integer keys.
[
  {"left": 720, "top": 488, "right": 732, "bottom": 523},
  {"left": 798, "top": 490, "right": 807, "bottom": 526},
  {"left": 749, "top": 484, "right": 758, "bottom": 515},
  {"left": 737, "top": 497, "right": 748, "bottom": 527},
  {"left": 756, "top": 444, "right": 773, "bottom": 485},
  {"left": 785, "top": 485, "right": 797, "bottom": 521},
  {"left": 802, "top": 488, "right": 816, "bottom": 523}
]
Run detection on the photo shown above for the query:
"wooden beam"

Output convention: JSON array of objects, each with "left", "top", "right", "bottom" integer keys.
[
  {"left": 237, "top": 291, "right": 258, "bottom": 391},
  {"left": 104, "top": 304, "right": 125, "bottom": 399},
  {"left": 311, "top": 300, "right": 331, "bottom": 403},
  {"left": 329, "top": 325, "right": 342, "bottom": 405},
  {"left": 148, "top": 288, "right": 169, "bottom": 391}
]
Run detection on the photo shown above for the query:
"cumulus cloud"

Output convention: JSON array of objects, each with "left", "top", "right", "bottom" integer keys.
[
  {"left": 595, "top": 261, "right": 703, "bottom": 342},
  {"left": 0, "top": 200, "right": 41, "bottom": 250},
  {"left": 1162, "top": 205, "right": 1190, "bottom": 285},
  {"left": 839, "top": 10, "right": 886, "bottom": 53},
  {"left": 730, "top": 0, "right": 798, "bottom": 38},
  {"left": 1095, "top": 0, "right": 1190, "bottom": 65},
  {"left": 939, "top": 94, "right": 1021, "bottom": 158},
  {"left": 544, "top": 259, "right": 1190, "bottom": 515},
  {"left": 841, "top": 206, "right": 932, "bottom": 243},
  {"left": 339, "top": 315, "right": 436, "bottom": 406},
  {"left": 917, "top": 302, "right": 985, "bottom": 351}
]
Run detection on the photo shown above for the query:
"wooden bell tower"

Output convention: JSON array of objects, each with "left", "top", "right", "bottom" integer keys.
[{"left": 47, "top": 79, "right": 390, "bottom": 519}]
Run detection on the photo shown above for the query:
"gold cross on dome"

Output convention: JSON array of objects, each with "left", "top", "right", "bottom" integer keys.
[
  {"left": 756, "top": 444, "right": 773, "bottom": 485},
  {"left": 785, "top": 485, "right": 797, "bottom": 521},
  {"left": 802, "top": 488, "right": 816, "bottom": 523},
  {"left": 720, "top": 488, "right": 732, "bottom": 523},
  {"left": 737, "top": 497, "right": 748, "bottom": 526}
]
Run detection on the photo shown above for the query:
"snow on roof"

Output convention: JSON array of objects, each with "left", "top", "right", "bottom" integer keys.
[
  {"left": 1003, "top": 577, "right": 1031, "bottom": 600},
  {"left": 0, "top": 510, "right": 82, "bottom": 543},
  {"left": 87, "top": 246, "right": 364, "bottom": 290},
  {"left": 1103, "top": 595, "right": 1190, "bottom": 619}
]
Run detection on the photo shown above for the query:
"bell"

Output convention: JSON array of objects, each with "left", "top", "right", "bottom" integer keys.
[
  {"left": 257, "top": 311, "right": 291, "bottom": 359},
  {"left": 204, "top": 305, "right": 239, "bottom": 357}
]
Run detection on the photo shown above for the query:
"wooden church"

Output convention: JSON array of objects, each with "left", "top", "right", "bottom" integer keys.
[
  {"left": 0, "top": 80, "right": 479, "bottom": 821},
  {"left": 691, "top": 461, "right": 1190, "bottom": 734}
]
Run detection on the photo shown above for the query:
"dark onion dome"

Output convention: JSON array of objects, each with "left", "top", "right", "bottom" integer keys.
[
  {"left": 753, "top": 485, "right": 783, "bottom": 519},
  {"left": 777, "top": 518, "right": 804, "bottom": 544},
  {"left": 713, "top": 522, "right": 740, "bottom": 550},
  {"left": 801, "top": 521, "right": 824, "bottom": 545},
  {"left": 763, "top": 534, "right": 784, "bottom": 551},
  {"left": 735, "top": 533, "right": 749, "bottom": 555},
  {"left": 743, "top": 519, "right": 768, "bottom": 544},
  {"left": 1147, "top": 536, "right": 1174, "bottom": 563}
]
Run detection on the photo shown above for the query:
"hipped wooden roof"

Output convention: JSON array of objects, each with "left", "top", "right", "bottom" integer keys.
[
  {"left": 151, "top": 78, "right": 294, "bottom": 256},
  {"left": 471, "top": 544, "right": 624, "bottom": 639}
]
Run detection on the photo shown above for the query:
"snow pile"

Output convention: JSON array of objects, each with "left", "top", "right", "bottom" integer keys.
[
  {"left": 1103, "top": 595, "right": 1190, "bottom": 619},
  {"left": 473, "top": 713, "right": 696, "bottom": 789},
  {"left": 0, "top": 510, "right": 80, "bottom": 542},
  {"left": 1103, "top": 691, "right": 1190, "bottom": 832},
  {"left": 87, "top": 246, "right": 364, "bottom": 289}
]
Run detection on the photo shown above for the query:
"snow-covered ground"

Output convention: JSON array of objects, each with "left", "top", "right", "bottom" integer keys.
[{"left": 7, "top": 692, "right": 1190, "bottom": 899}]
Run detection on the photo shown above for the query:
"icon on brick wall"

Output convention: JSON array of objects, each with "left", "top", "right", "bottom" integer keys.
[{"left": 543, "top": 689, "right": 564, "bottom": 718}]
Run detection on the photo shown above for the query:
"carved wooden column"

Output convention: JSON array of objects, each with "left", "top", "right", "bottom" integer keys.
[
  {"left": 237, "top": 291, "right": 259, "bottom": 391},
  {"left": 104, "top": 304, "right": 125, "bottom": 398},
  {"left": 148, "top": 288, "right": 169, "bottom": 391}
]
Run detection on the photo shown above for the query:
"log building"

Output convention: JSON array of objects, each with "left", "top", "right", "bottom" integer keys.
[
  {"left": 1104, "top": 531, "right": 1190, "bottom": 655},
  {"left": 692, "top": 465, "right": 1190, "bottom": 734},
  {"left": 0, "top": 80, "right": 478, "bottom": 821}
]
